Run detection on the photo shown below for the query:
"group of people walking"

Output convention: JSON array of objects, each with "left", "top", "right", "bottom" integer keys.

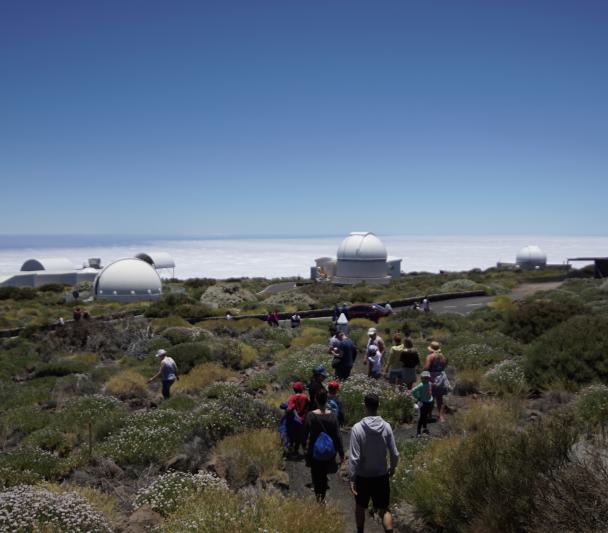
[{"left": 282, "top": 374, "right": 399, "bottom": 533}]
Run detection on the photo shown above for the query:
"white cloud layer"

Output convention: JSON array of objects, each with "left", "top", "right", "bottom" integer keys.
[{"left": 0, "top": 235, "right": 605, "bottom": 280}]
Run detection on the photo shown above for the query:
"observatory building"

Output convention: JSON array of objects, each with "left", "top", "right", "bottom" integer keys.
[
  {"left": 0, "top": 257, "right": 100, "bottom": 288},
  {"left": 94, "top": 258, "right": 162, "bottom": 302},
  {"left": 497, "top": 245, "right": 548, "bottom": 270},
  {"left": 516, "top": 245, "right": 547, "bottom": 269},
  {"left": 312, "top": 232, "right": 401, "bottom": 285}
]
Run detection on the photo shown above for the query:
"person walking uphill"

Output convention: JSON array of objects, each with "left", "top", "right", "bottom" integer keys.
[
  {"left": 424, "top": 341, "right": 450, "bottom": 422},
  {"left": 304, "top": 389, "right": 344, "bottom": 503},
  {"left": 349, "top": 393, "right": 399, "bottom": 533},
  {"left": 148, "top": 349, "right": 179, "bottom": 399},
  {"left": 308, "top": 365, "right": 328, "bottom": 410}
]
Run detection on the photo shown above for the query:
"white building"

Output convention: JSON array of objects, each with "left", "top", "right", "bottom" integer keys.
[
  {"left": 135, "top": 252, "right": 176, "bottom": 278},
  {"left": 312, "top": 232, "right": 402, "bottom": 285},
  {"left": 94, "top": 258, "right": 163, "bottom": 302},
  {"left": 0, "top": 257, "right": 100, "bottom": 288},
  {"left": 515, "top": 245, "right": 547, "bottom": 270}
]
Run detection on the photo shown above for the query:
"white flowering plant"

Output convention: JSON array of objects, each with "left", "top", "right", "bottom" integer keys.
[
  {"left": 276, "top": 344, "right": 333, "bottom": 385},
  {"left": 340, "top": 374, "right": 414, "bottom": 426},
  {"left": 0, "top": 485, "right": 112, "bottom": 532},
  {"left": 575, "top": 384, "right": 608, "bottom": 432},
  {"left": 135, "top": 470, "right": 228, "bottom": 516},
  {"left": 484, "top": 359, "right": 527, "bottom": 396}
]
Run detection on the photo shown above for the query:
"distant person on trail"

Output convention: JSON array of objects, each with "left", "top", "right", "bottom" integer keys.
[
  {"left": 349, "top": 393, "right": 399, "bottom": 533},
  {"left": 308, "top": 365, "right": 328, "bottom": 410},
  {"left": 148, "top": 349, "right": 179, "bottom": 399},
  {"left": 365, "top": 328, "right": 385, "bottom": 377},
  {"left": 304, "top": 388, "right": 344, "bottom": 503},
  {"left": 286, "top": 381, "right": 310, "bottom": 456},
  {"left": 384, "top": 302, "right": 393, "bottom": 314},
  {"left": 422, "top": 297, "right": 431, "bottom": 313},
  {"left": 267, "top": 310, "right": 280, "bottom": 327},
  {"left": 328, "top": 330, "right": 342, "bottom": 356},
  {"left": 424, "top": 341, "right": 449, "bottom": 423},
  {"left": 340, "top": 304, "right": 349, "bottom": 321},
  {"left": 400, "top": 338, "right": 420, "bottom": 390},
  {"left": 57, "top": 317, "right": 65, "bottom": 326},
  {"left": 332, "top": 304, "right": 340, "bottom": 323},
  {"left": 290, "top": 313, "right": 301, "bottom": 328},
  {"left": 385, "top": 334, "right": 405, "bottom": 385},
  {"left": 412, "top": 371, "right": 434, "bottom": 437},
  {"left": 73, "top": 308, "right": 82, "bottom": 321},
  {"left": 334, "top": 332, "right": 357, "bottom": 380},
  {"left": 336, "top": 312, "right": 349, "bottom": 334},
  {"left": 367, "top": 345, "right": 383, "bottom": 379},
  {"left": 82, "top": 309, "right": 91, "bottom": 320}
]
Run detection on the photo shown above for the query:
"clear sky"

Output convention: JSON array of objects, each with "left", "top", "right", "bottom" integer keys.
[{"left": 1, "top": 1, "right": 607, "bottom": 236}]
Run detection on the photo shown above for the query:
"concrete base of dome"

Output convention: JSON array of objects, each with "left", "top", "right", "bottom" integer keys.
[{"left": 331, "top": 275, "right": 392, "bottom": 286}]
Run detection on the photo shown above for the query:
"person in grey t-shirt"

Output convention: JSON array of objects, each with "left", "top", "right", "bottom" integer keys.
[{"left": 148, "top": 349, "right": 179, "bottom": 399}]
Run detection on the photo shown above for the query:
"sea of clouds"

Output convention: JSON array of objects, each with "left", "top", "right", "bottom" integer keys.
[{"left": 0, "top": 235, "right": 605, "bottom": 280}]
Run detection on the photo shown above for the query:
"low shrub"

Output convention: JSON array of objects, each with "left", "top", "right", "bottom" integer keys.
[
  {"left": 150, "top": 315, "right": 192, "bottom": 330},
  {"left": 0, "top": 485, "right": 111, "bottom": 532},
  {"left": 405, "top": 412, "right": 577, "bottom": 532},
  {"left": 23, "top": 428, "right": 76, "bottom": 456},
  {"left": 484, "top": 359, "right": 527, "bottom": 396},
  {"left": 167, "top": 341, "right": 212, "bottom": 373},
  {"left": 391, "top": 438, "right": 428, "bottom": 504},
  {"left": 340, "top": 374, "right": 414, "bottom": 426},
  {"left": 99, "top": 409, "right": 193, "bottom": 465},
  {"left": 135, "top": 470, "right": 228, "bottom": 516},
  {"left": 33, "top": 360, "right": 91, "bottom": 378},
  {"left": 161, "top": 326, "right": 196, "bottom": 345},
  {"left": 504, "top": 299, "right": 588, "bottom": 343},
  {"left": 61, "top": 394, "right": 127, "bottom": 456},
  {"left": 104, "top": 369, "right": 148, "bottom": 399},
  {"left": 574, "top": 384, "right": 608, "bottom": 432},
  {"left": 290, "top": 326, "right": 327, "bottom": 348},
  {"left": 161, "top": 488, "right": 344, "bottom": 533},
  {"left": 159, "top": 394, "right": 198, "bottom": 411},
  {"left": 3, "top": 404, "right": 54, "bottom": 435},
  {"left": 451, "top": 368, "right": 482, "bottom": 396},
  {"left": 524, "top": 315, "right": 608, "bottom": 389},
  {"left": 276, "top": 344, "right": 332, "bottom": 385},
  {"left": 0, "top": 467, "right": 42, "bottom": 488},
  {"left": 245, "top": 371, "right": 274, "bottom": 393},
  {"left": 448, "top": 343, "right": 509, "bottom": 370},
  {"left": 212, "top": 428, "right": 284, "bottom": 488},
  {"left": 174, "top": 363, "right": 236, "bottom": 394},
  {"left": 0, "top": 286, "right": 37, "bottom": 300},
  {"left": 0, "top": 448, "right": 69, "bottom": 481}
]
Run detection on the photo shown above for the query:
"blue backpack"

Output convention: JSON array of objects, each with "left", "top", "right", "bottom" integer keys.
[{"left": 313, "top": 431, "right": 336, "bottom": 461}]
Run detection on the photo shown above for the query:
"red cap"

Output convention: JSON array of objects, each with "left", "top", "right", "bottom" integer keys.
[
  {"left": 292, "top": 381, "right": 304, "bottom": 392},
  {"left": 328, "top": 380, "right": 340, "bottom": 392}
]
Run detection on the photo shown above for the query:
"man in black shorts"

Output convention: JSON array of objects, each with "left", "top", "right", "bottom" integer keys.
[{"left": 348, "top": 393, "right": 399, "bottom": 533}]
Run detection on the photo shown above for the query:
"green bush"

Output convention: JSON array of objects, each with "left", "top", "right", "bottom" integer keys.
[
  {"left": 524, "top": 315, "right": 608, "bottom": 389},
  {"left": 168, "top": 341, "right": 213, "bottom": 373},
  {"left": 99, "top": 409, "right": 193, "bottom": 465},
  {"left": 135, "top": 470, "right": 228, "bottom": 516},
  {"left": 33, "top": 360, "right": 91, "bottom": 378},
  {"left": 23, "top": 428, "right": 75, "bottom": 456},
  {"left": 405, "top": 412, "right": 577, "bottom": 532},
  {"left": 276, "top": 344, "right": 332, "bottom": 385},
  {"left": 0, "top": 286, "right": 37, "bottom": 300},
  {"left": 3, "top": 404, "right": 54, "bottom": 435},
  {"left": 0, "top": 448, "right": 70, "bottom": 481},
  {"left": 0, "top": 466, "right": 42, "bottom": 488},
  {"left": 484, "top": 359, "right": 528, "bottom": 396},
  {"left": 503, "top": 299, "right": 588, "bottom": 343},
  {"left": 574, "top": 384, "right": 608, "bottom": 432},
  {"left": 340, "top": 374, "right": 414, "bottom": 426},
  {"left": 447, "top": 343, "right": 509, "bottom": 370}
]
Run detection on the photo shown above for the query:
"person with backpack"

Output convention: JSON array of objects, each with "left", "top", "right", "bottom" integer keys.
[
  {"left": 335, "top": 332, "right": 357, "bottom": 380},
  {"left": 411, "top": 371, "right": 434, "bottom": 437},
  {"left": 349, "top": 393, "right": 399, "bottom": 533},
  {"left": 304, "top": 388, "right": 344, "bottom": 502},
  {"left": 148, "top": 349, "right": 179, "bottom": 399},
  {"left": 385, "top": 333, "right": 405, "bottom": 385},
  {"left": 286, "top": 381, "right": 310, "bottom": 456},
  {"left": 327, "top": 380, "right": 345, "bottom": 426}
]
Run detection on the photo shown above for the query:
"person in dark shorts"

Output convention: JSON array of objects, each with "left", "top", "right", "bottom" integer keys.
[
  {"left": 304, "top": 388, "right": 344, "bottom": 502},
  {"left": 349, "top": 393, "right": 399, "bottom": 533}
]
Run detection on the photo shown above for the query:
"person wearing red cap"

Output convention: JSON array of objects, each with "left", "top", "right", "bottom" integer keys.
[{"left": 286, "top": 381, "right": 310, "bottom": 456}]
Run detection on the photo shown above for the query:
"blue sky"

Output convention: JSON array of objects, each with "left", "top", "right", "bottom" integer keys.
[{"left": 1, "top": 1, "right": 607, "bottom": 236}]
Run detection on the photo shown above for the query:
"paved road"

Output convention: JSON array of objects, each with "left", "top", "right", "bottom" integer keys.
[{"left": 428, "top": 295, "right": 494, "bottom": 315}]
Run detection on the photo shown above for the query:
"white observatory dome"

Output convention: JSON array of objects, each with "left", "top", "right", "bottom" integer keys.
[
  {"left": 516, "top": 245, "right": 547, "bottom": 269},
  {"left": 94, "top": 258, "right": 162, "bottom": 302},
  {"left": 337, "top": 232, "right": 387, "bottom": 262}
]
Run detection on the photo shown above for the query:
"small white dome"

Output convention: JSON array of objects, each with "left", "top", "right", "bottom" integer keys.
[
  {"left": 337, "top": 232, "right": 387, "bottom": 261},
  {"left": 94, "top": 258, "right": 162, "bottom": 301},
  {"left": 516, "top": 245, "right": 547, "bottom": 267}
]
